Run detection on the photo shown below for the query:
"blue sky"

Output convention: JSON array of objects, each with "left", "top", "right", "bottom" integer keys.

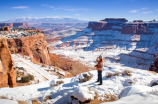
[{"left": 0, "top": 0, "right": 158, "bottom": 22}]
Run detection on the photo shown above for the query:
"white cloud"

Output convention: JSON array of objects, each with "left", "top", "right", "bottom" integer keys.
[
  {"left": 41, "top": 4, "right": 54, "bottom": 8},
  {"left": 129, "top": 8, "right": 147, "bottom": 13},
  {"left": 75, "top": 14, "right": 80, "bottom": 16},
  {"left": 143, "top": 11, "right": 152, "bottom": 14},
  {"left": 41, "top": 4, "right": 90, "bottom": 11},
  {"left": 13, "top": 16, "right": 72, "bottom": 19},
  {"left": 129, "top": 9, "right": 139, "bottom": 13},
  {"left": 12, "top": 6, "right": 29, "bottom": 9},
  {"left": 142, "top": 8, "right": 147, "bottom": 10},
  {"left": 62, "top": 8, "right": 90, "bottom": 11}
]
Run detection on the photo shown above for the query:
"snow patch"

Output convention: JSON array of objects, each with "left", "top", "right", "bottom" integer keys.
[
  {"left": 71, "top": 86, "right": 96, "bottom": 102},
  {"left": 0, "top": 99, "right": 18, "bottom": 104}
]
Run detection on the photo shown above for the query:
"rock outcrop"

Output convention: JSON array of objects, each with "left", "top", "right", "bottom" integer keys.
[
  {"left": 0, "top": 23, "right": 29, "bottom": 28},
  {"left": 87, "top": 18, "right": 158, "bottom": 35},
  {"left": 7, "top": 33, "right": 51, "bottom": 65},
  {"left": 0, "top": 36, "right": 17, "bottom": 88},
  {"left": 87, "top": 18, "right": 127, "bottom": 31},
  {"left": 0, "top": 23, "right": 13, "bottom": 28},
  {"left": 121, "top": 22, "right": 158, "bottom": 34},
  {"left": 149, "top": 53, "right": 158, "bottom": 72},
  {"left": 1, "top": 26, "right": 10, "bottom": 31}
]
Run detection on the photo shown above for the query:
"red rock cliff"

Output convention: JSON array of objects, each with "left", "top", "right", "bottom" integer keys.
[
  {"left": 0, "top": 36, "right": 17, "bottom": 88},
  {"left": 121, "top": 22, "right": 158, "bottom": 34},
  {"left": 0, "top": 23, "right": 13, "bottom": 28},
  {"left": 1, "top": 26, "right": 10, "bottom": 31},
  {"left": 149, "top": 53, "right": 158, "bottom": 73},
  {"left": 0, "top": 23, "right": 29, "bottom": 28},
  {"left": 7, "top": 33, "right": 51, "bottom": 65},
  {"left": 87, "top": 18, "right": 127, "bottom": 31}
]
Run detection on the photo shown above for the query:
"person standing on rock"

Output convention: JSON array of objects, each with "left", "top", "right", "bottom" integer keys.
[{"left": 95, "top": 55, "right": 104, "bottom": 85}]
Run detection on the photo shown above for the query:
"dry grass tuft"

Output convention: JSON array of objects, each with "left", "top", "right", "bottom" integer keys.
[
  {"left": 113, "top": 71, "right": 119, "bottom": 76},
  {"left": 121, "top": 69, "right": 132, "bottom": 77},
  {"left": 43, "top": 95, "right": 52, "bottom": 102},
  {"left": 32, "top": 99, "right": 41, "bottom": 104},
  {"left": 88, "top": 94, "right": 117, "bottom": 104},
  {"left": 106, "top": 71, "right": 120, "bottom": 78},
  {"left": 0, "top": 95, "right": 9, "bottom": 99},
  {"left": 106, "top": 73, "right": 113, "bottom": 78},
  {"left": 51, "top": 80, "right": 64, "bottom": 86}
]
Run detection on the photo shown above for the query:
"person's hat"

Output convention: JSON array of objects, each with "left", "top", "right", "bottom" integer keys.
[{"left": 99, "top": 55, "right": 103, "bottom": 59}]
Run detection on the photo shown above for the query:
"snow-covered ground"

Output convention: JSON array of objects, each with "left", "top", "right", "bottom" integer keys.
[
  {"left": 13, "top": 54, "right": 57, "bottom": 82},
  {"left": 0, "top": 61, "right": 158, "bottom": 103},
  {"left": 0, "top": 28, "right": 158, "bottom": 103}
]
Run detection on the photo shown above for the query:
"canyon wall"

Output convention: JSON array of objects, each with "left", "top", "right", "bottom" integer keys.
[
  {"left": 87, "top": 18, "right": 127, "bottom": 31},
  {"left": 0, "top": 36, "right": 17, "bottom": 88},
  {"left": 121, "top": 22, "right": 158, "bottom": 34},
  {"left": 0, "top": 23, "right": 29, "bottom": 28},
  {"left": 7, "top": 33, "right": 51, "bottom": 65},
  {"left": 149, "top": 53, "right": 158, "bottom": 72},
  {"left": 87, "top": 18, "right": 158, "bottom": 35}
]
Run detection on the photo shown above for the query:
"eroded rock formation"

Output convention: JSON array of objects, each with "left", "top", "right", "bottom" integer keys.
[
  {"left": 88, "top": 18, "right": 158, "bottom": 35},
  {"left": 0, "top": 36, "right": 17, "bottom": 88},
  {"left": 121, "top": 22, "right": 158, "bottom": 34},
  {"left": 1, "top": 26, "right": 10, "bottom": 31},
  {"left": 87, "top": 18, "right": 127, "bottom": 31},
  {"left": 149, "top": 53, "right": 158, "bottom": 72},
  {"left": 0, "top": 23, "right": 13, "bottom": 28},
  {"left": 0, "top": 23, "right": 29, "bottom": 28},
  {"left": 7, "top": 33, "right": 51, "bottom": 65}
]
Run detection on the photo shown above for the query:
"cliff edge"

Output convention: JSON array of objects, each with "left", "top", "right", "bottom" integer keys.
[
  {"left": 0, "top": 36, "right": 17, "bottom": 88},
  {"left": 7, "top": 33, "right": 51, "bottom": 65}
]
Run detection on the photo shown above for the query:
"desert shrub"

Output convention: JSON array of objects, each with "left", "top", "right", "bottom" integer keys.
[
  {"left": 43, "top": 95, "right": 52, "bottom": 102},
  {"left": 151, "top": 82, "right": 158, "bottom": 87},
  {"left": 19, "top": 67, "right": 25, "bottom": 70},
  {"left": 28, "top": 74, "right": 34, "bottom": 80},
  {"left": 50, "top": 80, "right": 64, "bottom": 87},
  {"left": 106, "top": 71, "right": 120, "bottom": 78},
  {"left": 21, "top": 76, "right": 30, "bottom": 83},
  {"left": 121, "top": 69, "right": 132, "bottom": 76},
  {"left": 113, "top": 71, "right": 119, "bottom": 76},
  {"left": 79, "top": 73, "right": 93, "bottom": 82},
  {"left": 106, "top": 73, "right": 113, "bottom": 78},
  {"left": 32, "top": 99, "right": 41, "bottom": 104},
  {"left": 58, "top": 75, "right": 64, "bottom": 79},
  {"left": 0, "top": 95, "right": 9, "bottom": 99},
  {"left": 13, "top": 67, "right": 16, "bottom": 70},
  {"left": 55, "top": 80, "right": 64, "bottom": 86},
  {"left": 41, "top": 64, "right": 45, "bottom": 67}
]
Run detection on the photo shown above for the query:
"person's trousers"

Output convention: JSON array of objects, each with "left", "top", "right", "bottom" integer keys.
[{"left": 97, "top": 71, "right": 102, "bottom": 84}]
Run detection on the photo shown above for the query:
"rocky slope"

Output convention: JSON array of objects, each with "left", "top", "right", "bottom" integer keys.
[
  {"left": 0, "top": 36, "right": 16, "bottom": 88},
  {"left": 7, "top": 32, "right": 51, "bottom": 65}
]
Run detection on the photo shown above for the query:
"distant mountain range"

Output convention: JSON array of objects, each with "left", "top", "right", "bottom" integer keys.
[{"left": 3, "top": 17, "right": 88, "bottom": 23}]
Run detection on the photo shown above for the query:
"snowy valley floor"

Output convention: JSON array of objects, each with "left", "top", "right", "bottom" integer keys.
[{"left": 0, "top": 52, "right": 158, "bottom": 104}]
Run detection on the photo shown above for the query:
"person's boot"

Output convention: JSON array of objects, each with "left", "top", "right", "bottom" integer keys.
[{"left": 98, "top": 83, "right": 102, "bottom": 85}]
